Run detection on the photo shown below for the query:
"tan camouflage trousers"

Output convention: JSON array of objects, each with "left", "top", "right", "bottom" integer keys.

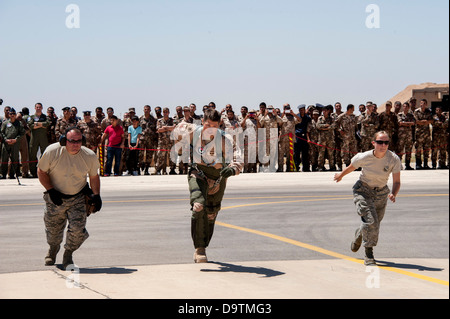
[
  {"left": 243, "top": 136, "right": 258, "bottom": 173},
  {"left": 396, "top": 130, "right": 414, "bottom": 162},
  {"left": 318, "top": 138, "right": 335, "bottom": 168},
  {"left": 155, "top": 141, "right": 175, "bottom": 172},
  {"left": 278, "top": 138, "right": 293, "bottom": 171},
  {"left": 352, "top": 180, "right": 390, "bottom": 248},
  {"left": 309, "top": 143, "right": 319, "bottom": 168},
  {"left": 139, "top": 139, "right": 157, "bottom": 169},
  {"left": 43, "top": 192, "right": 89, "bottom": 252},
  {"left": 341, "top": 137, "right": 357, "bottom": 166},
  {"left": 415, "top": 132, "right": 431, "bottom": 164},
  {"left": 431, "top": 134, "right": 447, "bottom": 167},
  {"left": 360, "top": 136, "right": 374, "bottom": 152}
]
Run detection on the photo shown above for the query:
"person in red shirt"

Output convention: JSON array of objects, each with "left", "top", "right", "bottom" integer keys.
[{"left": 101, "top": 115, "right": 124, "bottom": 176}]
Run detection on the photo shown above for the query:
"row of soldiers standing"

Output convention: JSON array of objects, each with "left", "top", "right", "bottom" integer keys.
[
  {"left": 306, "top": 98, "right": 449, "bottom": 171},
  {"left": 1, "top": 98, "right": 449, "bottom": 179}
]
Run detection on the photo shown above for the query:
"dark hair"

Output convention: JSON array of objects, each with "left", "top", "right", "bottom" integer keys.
[
  {"left": 22, "top": 107, "right": 30, "bottom": 115},
  {"left": 421, "top": 98, "right": 428, "bottom": 104},
  {"left": 347, "top": 104, "right": 354, "bottom": 111},
  {"left": 259, "top": 102, "right": 266, "bottom": 108},
  {"left": 111, "top": 115, "right": 118, "bottom": 120},
  {"left": 203, "top": 108, "right": 221, "bottom": 122}
]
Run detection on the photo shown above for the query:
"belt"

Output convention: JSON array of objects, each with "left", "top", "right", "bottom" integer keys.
[{"left": 360, "top": 181, "right": 386, "bottom": 191}]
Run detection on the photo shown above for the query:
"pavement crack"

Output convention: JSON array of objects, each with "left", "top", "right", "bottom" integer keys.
[{"left": 51, "top": 269, "right": 112, "bottom": 299}]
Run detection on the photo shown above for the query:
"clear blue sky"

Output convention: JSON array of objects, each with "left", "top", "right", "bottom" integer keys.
[{"left": 1, "top": 0, "right": 448, "bottom": 117}]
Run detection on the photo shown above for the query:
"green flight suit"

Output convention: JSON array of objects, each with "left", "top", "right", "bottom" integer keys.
[
  {"left": 1, "top": 119, "right": 25, "bottom": 178},
  {"left": 28, "top": 113, "right": 51, "bottom": 176}
]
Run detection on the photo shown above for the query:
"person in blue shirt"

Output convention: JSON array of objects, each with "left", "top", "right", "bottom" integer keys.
[
  {"left": 127, "top": 116, "right": 143, "bottom": 176},
  {"left": 294, "top": 105, "right": 312, "bottom": 172}
]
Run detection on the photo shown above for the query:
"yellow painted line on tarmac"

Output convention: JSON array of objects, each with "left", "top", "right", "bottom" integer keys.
[{"left": 217, "top": 197, "right": 450, "bottom": 287}]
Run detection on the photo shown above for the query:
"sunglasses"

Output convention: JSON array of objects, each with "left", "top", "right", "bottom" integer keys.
[
  {"left": 67, "top": 139, "right": 83, "bottom": 144},
  {"left": 375, "top": 140, "right": 389, "bottom": 145}
]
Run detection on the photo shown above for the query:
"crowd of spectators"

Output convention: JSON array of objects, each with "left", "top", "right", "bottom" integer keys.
[{"left": 1, "top": 98, "right": 448, "bottom": 179}]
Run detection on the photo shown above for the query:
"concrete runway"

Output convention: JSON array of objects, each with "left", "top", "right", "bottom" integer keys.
[{"left": 0, "top": 169, "right": 448, "bottom": 299}]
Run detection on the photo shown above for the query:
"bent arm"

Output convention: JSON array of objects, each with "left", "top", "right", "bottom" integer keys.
[{"left": 334, "top": 164, "right": 357, "bottom": 182}]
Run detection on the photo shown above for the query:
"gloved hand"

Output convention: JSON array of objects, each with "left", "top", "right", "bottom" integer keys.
[
  {"left": 220, "top": 167, "right": 235, "bottom": 178},
  {"left": 89, "top": 194, "right": 102, "bottom": 212},
  {"left": 48, "top": 188, "right": 63, "bottom": 206}
]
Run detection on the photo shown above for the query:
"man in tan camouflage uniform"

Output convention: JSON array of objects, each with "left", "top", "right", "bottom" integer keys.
[
  {"left": 77, "top": 111, "right": 101, "bottom": 152},
  {"left": 307, "top": 109, "right": 320, "bottom": 171},
  {"left": 358, "top": 102, "right": 379, "bottom": 152},
  {"left": 156, "top": 107, "right": 176, "bottom": 175},
  {"left": 93, "top": 107, "right": 104, "bottom": 125},
  {"left": 413, "top": 99, "right": 433, "bottom": 169},
  {"left": 278, "top": 105, "right": 301, "bottom": 172},
  {"left": 139, "top": 105, "right": 158, "bottom": 175},
  {"left": 46, "top": 107, "right": 58, "bottom": 145},
  {"left": 431, "top": 106, "right": 448, "bottom": 169},
  {"left": 317, "top": 105, "right": 336, "bottom": 171},
  {"left": 335, "top": 104, "right": 358, "bottom": 168},
  {"left": 332, "top": 102, "right": 344, "bottom": 171},
  {"left": 55, "top": 107, "right": 76, "bottom": 141},
  {"left": 240, "top": 108, "right": 259, "bottom": 173},
  {"left": 259, "top": 105, "right": 283, "bottom": 172},
  {"left": 38, "top": 127, "right": 101, "bottom": 270},
  {"left": 395, "top": 102, "right": 415, "bottom": 170},
  {"left": 378, "top": 101, "right": 398, "bottom": 151}
]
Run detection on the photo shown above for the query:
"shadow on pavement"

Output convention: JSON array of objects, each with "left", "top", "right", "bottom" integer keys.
[
  {"left": 200, "top": 261, "right": 285, "bottom": 278},
  {"left": 376, "top": 260, "right": 444, "bottom": 272}
]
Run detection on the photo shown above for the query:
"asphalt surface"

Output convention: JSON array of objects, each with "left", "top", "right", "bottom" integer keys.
[{"left": 0, "top": 169, "right": 448, "bottom": 300}]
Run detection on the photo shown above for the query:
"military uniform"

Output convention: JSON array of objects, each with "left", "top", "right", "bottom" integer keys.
[
  {"left": 241, "top": 113, "right": 259, "bottom": 173},
  {"left": 396, "top": 110, "right": 415, "bottom": 168},
  {"left": 307, "top": 115, "right": 320, "bottom": 171},
  {"left": 1, "top": 114, "right": 26, "bottom": 178},
  {"left": 28, "top": 112, "right": 51, "bottom": 177},
  {"left": 335, "top": 112, "right": 358, "bottom": 167},
  {"left": 431, "top": 112, "right": 448, "bottom": 169},
  {"left": 317, "top": 114, "right": 336, "bottom": 170},
  {"left": 358, "top": 112, "right": 379, "bottom": 152},
  {"left": 55, "top": 117, "right": 77, "bottom": 141},
  {"left": 173, "top": 120, "right": 242, "bottom": 262},
  {"left": 378, "top": 110, "right": 398, "bottom": 151},
  {"left": 413, "top": 107, "right": 433, "bottom": 168},
  {"left": 155, "top": 117, "right": 175, "bottom": 174},
  {"left": 259, "top": 112, "right": 283, "bottom": 172},
  {"left": 139, "top": 114, "right": 158, "bottom": 174},
  {"left": 38, "top": 142, "right": 101, "bottom": 269},
  {"left": 332, "top": 111, "right": 344, "bottom": 170},
  {"left": 120, "top": 116, "right": 133, "bottom": 174},
  {"left": 47, "top": 115, "right": 58, "bottom": 145},
  {"left": 77, "top": 118, "right": 101, "bottom": 152},
  {"left": 279, "top": 114, "right": 299, "bottom": 172}
]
